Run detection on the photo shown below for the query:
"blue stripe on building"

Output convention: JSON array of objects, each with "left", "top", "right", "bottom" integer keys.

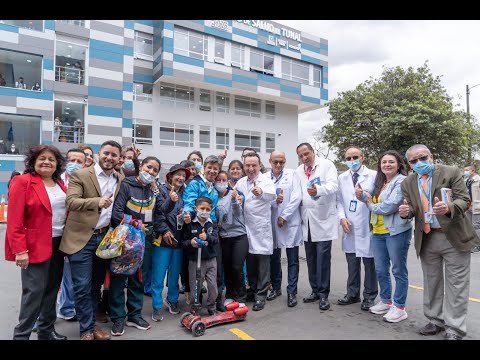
[
  {"left": 301, "top": 95, "right": 320, "bottom": 104},
  {"left": 124, "top": 47, "right": 133, "bottom": 56},
  {"left": 280, "top": 84, "right": 301, "bottom": 95},
  {"left": 204, "top": 27, "right": 232, "bottom": 40},
  {"left": 43, "top": 59, "right": 54, "bottom": 70},
  {"left": 89, "top": 105, "right": 123, "bottom": 118},
  {"left": 232, "top": 74, "right": 257, "bottom": 86},
  {"left": 123, "top": 82, "right": 133, "bottom": 92},
  {"left": 164, "top": 22, "right": 174, "bottom": 31},
  {"left": 257, "top": 73, "right": 280, "bottom": 84},
  {"left": 122, "top": 118, "right": 132, "bottom": 128},
  {"left": 88, "top": 86, "right": 123, "bottom": 100},
  {"left": 44, "top": 20, "right": 55, "bottom": 30},
  {"left": 0, "top": 160, "right": 17, "bottom": 171},
  {"left": 257, "top": 42, "right": 280, "bottom": 54},
  {"left": 134, "top": 20, "right": 152, "bottom": 27},
  {"left": 0, "top": 23, "right": 19, "bottom": 33},
  {"left": 90, "top": 48, "right": 124, "bottom": 63},
  {"left": 173, "top": 54, "right": 204, "bottom": 68},
  {"left": 320, "top": 43, "right": 328, "bottom": 51},
  {"left": 90, "top": 39, "right": 125, "bottom": 55},
  {"left": 163, "top": 67, "right": 173, "bottom": 76},
  {"left": 302, "top": 42, "right": 321, "bottom": 53},
  {"left": 163, "top": 37, "right": 173, "bottom": 53},
  {"left": 191, "top": 20, "right": 205, "bottom": 25},
  {"left": 133, "top": 73, "right": 153, "bottom": 83},
  {"left": 125, "top": 20, "right": 135, "bottom": 29},
  {"left": 232, "top": 28, "right": 257, "bottom": 40},
  {"left": 301, "top": 54, "right": 321, "bottom": 65},
  {"left": 122, "top": 101, "right": 132, "bottom": 111},
  {"left": 321, "top": 88, "right": 328, "bottom": 100},
  {"left": 204, "top": 75, "right": 232, "bottom": 88}
]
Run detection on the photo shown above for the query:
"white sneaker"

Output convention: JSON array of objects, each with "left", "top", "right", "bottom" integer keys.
[
  {"left": 369, "top": 301, "right": 392, "bottom": 315},
  {"left": 57, "top": 312, "right": 76, "bottom": 321},
  {"left": 383, "top": 305, "right": 408, "bottom": 323}
]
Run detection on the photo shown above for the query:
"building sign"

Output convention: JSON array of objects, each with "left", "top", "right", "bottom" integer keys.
[
  {"left": 206, "top": 20, "right": 231, "bottom": 32},
  {"left": 237, "top": 20, "right": 302, "bottom": 52}
]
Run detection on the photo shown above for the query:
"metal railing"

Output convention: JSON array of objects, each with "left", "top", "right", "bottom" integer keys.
[
  {"left": 133, "top": 92, "right": 152, "bottom": 102},
  {"left": 55, "top": 65, "right": 85, "bottom": 85},
  {"left": 59, "top": 20, "right": 86, "bottom": 27},
  {"left": 54, "top": 124, "right": 84, "bottom": 144}
]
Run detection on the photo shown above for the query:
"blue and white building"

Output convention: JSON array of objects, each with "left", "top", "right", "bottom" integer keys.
[{"left": 0, "top": 20, "right": 328, "bottom": 198}]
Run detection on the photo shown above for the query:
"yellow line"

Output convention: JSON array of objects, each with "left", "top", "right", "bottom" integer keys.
[
  {"left": 409, "top": 284, "right": 480, "bottom": 303},
  {"left": 230, "top": 328, "right": 255, "bottom": 340}
]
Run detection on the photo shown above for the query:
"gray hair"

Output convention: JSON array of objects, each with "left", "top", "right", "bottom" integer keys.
[
  {"left": 204, "top": 155, "right": 220, "bottom": 167},
  {"left": 405, "top": 144, "right": 431, "bottom": 159}
]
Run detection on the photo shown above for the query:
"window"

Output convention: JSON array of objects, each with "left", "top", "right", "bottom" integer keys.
[
  {"left": 0, "top": 20, "right": 43, "bottom": 31},
  {"left": 199, "top": 89, "right": 211, "bottom": 111},
  {"left": 159, "top": 82, "right": 194, "bottom": 109},
  {"left": 265, "top": 101, "right": 275, "bottom": 119},
  {"left": 216, "top": 127, "right": 229, "bottom": 150},
  {"left": 266, "top": 133, "right": 275, "bottom": 153},
  {"left": 234, "top": 96, "right": 260, "bottom": 118},
  {"left": 132, "top": 119, "right": 152, "bottom": 145},
  {"left": 235, "top": 130, "right": 261, "bottom": 152},
  {"left": 54, "top": 100, "right": 85, "bottom": 144},
  {"left": 133, "top": 82, "right": 153, "bottom": 102},
  {"left": 231, "top": 43, "right": 244, "bottom": 69},
  {"left": 250, "top": 49, "right": 274, "bottom": 75},
  {"left": 0, "top": 48, "right": 42, "bottom": 89},
  {"left": 313, "top": 65, "right": 322, "bottom": 88},
  {"left": 160, "top": 122, "right": 194, "bottom": 147},
  {"left": 214, "top": 39, "right": 225, "bottom": 64},
  {"left": 59, "top": 20, "right": 85, "bottom": 27},
  {"left": 0, "top": 113, "right": 41, "bottom": 155},
  {"left": 55, "top": 40, "right": 87, "bottom": 85},
  {"left": 174, "top": 27, "right": 208, "bottom": 60},
  {"left": 216, "top": 92, "right": 230, "bottom": 113},
  {"left": 282, "top": 57, "right": 309, "bottom": 85},
  {"left": 199, "top": 126, "right": 211, "bottom": 149},
  {"left": 134, "top": 31, "right": 153, "bottom": 60}
]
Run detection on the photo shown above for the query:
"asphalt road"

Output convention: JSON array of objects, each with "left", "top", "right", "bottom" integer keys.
[{"left": 1, "top": 224, "right": 479, "bottom": 340}]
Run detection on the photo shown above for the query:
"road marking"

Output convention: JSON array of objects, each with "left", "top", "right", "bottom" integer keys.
[
  {"left": 409, "top": 284, "right": 480, "bottom": 303},
  {"left": 230, "top": 328, "right": 255, "bottom": 340}
]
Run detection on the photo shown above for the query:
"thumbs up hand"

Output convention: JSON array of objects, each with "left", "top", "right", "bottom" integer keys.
[
  {"left": 183, "top": 210, "right": 191, "bottom": 224},
  {"left": 199, "top": 228, "right": 207, "bottom": 241},
  {"left": 252, "top": 181, "right": 263, "bottom": 197},
  {"left": 307, "top": 182, "right": 317, "bottom": 197},
  {"left": 170, "top": 186, "right": 179, "bottom": 202},
  {"left": 276, "top": 188, "right": 284, "bottom": 204},
  {"left": 399, "top": 199, "right": 410, "bottom": 218},
  {"left": 355, "top": 183, "right": 363, "bottom": 200},
  {"left": 432, "top": 196, "right": 450, "bottom": 216}
]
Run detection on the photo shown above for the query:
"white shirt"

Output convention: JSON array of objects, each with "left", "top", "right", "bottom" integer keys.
[
  {"left": 45, "top": 184, "right": 66, "bottom": 237},
  {"left": 94, "top": 163, "right": 118, "bottom": 229},
  {"left": 61, "top": 171, "right": 69, "bottom": 188}
]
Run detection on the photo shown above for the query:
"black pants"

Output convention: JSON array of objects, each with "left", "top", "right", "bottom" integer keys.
[
  {"left": 220, "top": 234, "right": 249, "bottom": 302},
  {"left": 304, "top": 225, "right": 332, "bottom": 299},
  {"left": 13, "top": 236, "right": 64, "bottom": 340},
  {"left": 214, "top": 242, "right": 223, "bottom": 302},
  {"left": 246, "top": 253, "right": 270, "bottom": 302},
  {"left": 345, "top": 253, "right": 378, "bottom": 300}
]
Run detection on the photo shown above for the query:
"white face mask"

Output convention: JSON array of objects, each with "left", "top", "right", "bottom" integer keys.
[
  {"left": 139, "top": 171, "right": 155, "bottom": 184},
  {"left": 214, "top": 183, "right": 228, "bottom": 193}
]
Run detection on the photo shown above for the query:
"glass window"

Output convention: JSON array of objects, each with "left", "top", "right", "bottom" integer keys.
[
  {"left": 0, "top": 20, "right": 43, "bottom": 31},
  {"left": 199, "top": 89, "right": 211, "bottom": 111},
  {"left": 235, "top": 96, "right": 260, "bottom": 118},
  {"left": 250, "top": 50, "right": 263, "bottom": 70},
  {"left": 265, "top": 101, "right": 275, "bottom": 119},
  {"left": 199, "top": 126, "right": 211, "bottom": 149},
  {"left": 174, "top": 28, "right": 188, "bottom": 57},
  {"left": 215, "top": 39, "right": 225, "bottom": 63},
  {"left": 133, "top": 119, "right": 152, "bottom": 145},
  {"left": 133, "top": 82, "right": 152, "bottom": 102},
  {"left": 313, "top": 66, "right": 322, "bottom": 88},
  {"left": 250, "top": 49, "right": 274, "bottom": 75},
  {"left": 231, "top": 43, "right": 244, "bottom": 69},
  {"left": 55, "top": 40, "right": 87, "bottom": 85},
  {"left": 216, "top": 127, "right": 229, "bottom": 150},
  {"left": 0, "top": 113, "right": 41, "bottom": 155},
  {"left": 54, "top": 100, "right": 85, "bottom": 144},
  {"left": 160, "top": 122, "right": 193, "bottom": 147},
  {"left": 281, "top": 57, "right": 309, "bottom": 85},
  {"left": 160, "top": 82, "right": 194, "bottom": 109},
  {"left": 266, "top": 133, "right": 275, "bottom": 153},
  {"left": 0, "top": 48, "right": 42, "bottom": 90},
  {"left": 59, "top": 20, "right": 85, "bottom": 27},
  {"left": 134, "top": 31, "right": 153, "bottom": 60},
  {"left": 216, "top": 92, "right": 230, "bottom": 113},
  {"left": 235, "top": 130, "right": 261, "bottom": 152},
  {"left": 174, "top": 27, "right": 208, "bottom": 60}
]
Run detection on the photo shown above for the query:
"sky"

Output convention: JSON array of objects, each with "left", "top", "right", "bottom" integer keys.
[{"left": 277, "top": 20, "right": 480, "bottom": 148}]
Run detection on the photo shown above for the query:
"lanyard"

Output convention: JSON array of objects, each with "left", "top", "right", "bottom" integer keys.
[
  {"left": 417, "top": 171, "right": 433, "bottom": 209},
  {"left": 304, "top": 165, "right": 316, "bottom": 179},
  {"left": 271, "top": 171, "right": 284, "bottom": 185}
]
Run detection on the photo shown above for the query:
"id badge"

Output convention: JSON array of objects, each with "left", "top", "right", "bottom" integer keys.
[
  {"left": 349, "top": 200, "right": 357, "bottom": 212},
  {"left": 144, "top": 209, "right": 152, "bottom": 223},
  {"left": 424, "top": 212, "right": 433, "bottom": 224}
]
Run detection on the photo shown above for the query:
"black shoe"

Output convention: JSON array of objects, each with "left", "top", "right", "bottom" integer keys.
[
  {"left": 37, "top": 330, "right": 67, "bottom": 340},
  {"left": 337, "top": 295, "right": 361, "bottom": 305},
  {"left": 419, "top": 322, "right": 445, "bottom": 336},
  {"left": 303, "top": 292, "right": 320, "bottom": 303},
  {"left": 252, "top": 300, "right": 265, "bottom": 311},
  {"left": 266, "top": 289, "right": 282, "bottom": 301},
  {"left": 361, "top": 299, "right": 375, "bottom": 311},
  {"left": 216, "top": 301, "right": 227, "bottom": 312},
  {"left": 319, "top": 298, "right": 330, "bottom": 311},
  {"left": 208, "top": 308, "right": 218, "bottom": 316},
  {"left": 246, "top": 293, "right": 255, "bottom": 302},
  {"left": 201, "top": 285, "right": 207, "bottom": 294},
  {"left": 287, "top": 294, "right": 297, "bottom": 307},
  {"left": 445, "top": 332, "right": 463, "bottom": 340}
]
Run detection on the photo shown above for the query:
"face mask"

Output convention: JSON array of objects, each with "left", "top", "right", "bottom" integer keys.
[
  {"left": 215, "top": 183, "right": 228, "bottom": 193},
  {"left": 413, "top": 160, "right": 434, "bottom": 175},
  {"left": 123, "top": 159, "right": 135, "bottom": 169},
  {"left": 139, "top": 171, "right": 155, "bottom": 184},
  {"left": 196, "top": 210, "right": 211, "bottom": 221},
  {"left": 346, "top": 159, "right": 361, "bottom": 172},
  {"left": 66, "top": 162, "right": 82, "bottom": 175},
  {"left": 464, "top": 171, "right": 471, "bottom": 178},
  {"left": 194, "top": 161, "right": 203, "bottom": 171}
]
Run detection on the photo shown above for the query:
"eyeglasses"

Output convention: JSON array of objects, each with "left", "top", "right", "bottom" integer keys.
[
  {"left": 271, "top": 160, "right": 286, "bottom": 165},
  {"left": 345, "top": 156, "right": 360, "bottom": 161},
  {"left": 408, "top": 155, "right": 429, "bottom": 165}
]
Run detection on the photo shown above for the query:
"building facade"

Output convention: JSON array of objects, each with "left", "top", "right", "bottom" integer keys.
[{"left": 0, "top": 20, "right": 328, "bottom": 199}]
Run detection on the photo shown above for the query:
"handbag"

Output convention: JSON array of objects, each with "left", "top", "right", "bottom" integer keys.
[{"left": 95, "top": 223, "right": 129, "bottom": 259}]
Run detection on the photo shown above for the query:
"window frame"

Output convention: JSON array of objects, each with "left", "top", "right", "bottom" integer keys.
[
  {"left": 216, "top": 127, "right": 230, "bottom": 150},
  {"left": 132, "top": 118, "right": 153, "bottom": 145},
  {"left": 234, "top": 129, "right": 261, "bottom": 152},
  {"left": 160, "top": 121, "right": 194, "bottom": 148},
  {"left": 174, "top": 26, "right": 209, "bottom": 61}
]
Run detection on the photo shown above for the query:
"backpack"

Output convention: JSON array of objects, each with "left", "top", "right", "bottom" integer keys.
[{"left": 110, "top": 214, "right": 145, "bottom": 276}]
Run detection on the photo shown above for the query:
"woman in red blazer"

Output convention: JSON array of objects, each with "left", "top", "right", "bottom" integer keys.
[{"left": 5, "top": 144, "right": 67, "bottom": 340}]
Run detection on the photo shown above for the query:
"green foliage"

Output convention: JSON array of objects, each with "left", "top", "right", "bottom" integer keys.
[{"left": 323, "top": 62, "right": 477, "bottom": 166}]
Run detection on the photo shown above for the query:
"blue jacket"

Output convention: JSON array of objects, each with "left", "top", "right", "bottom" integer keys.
[
  {"left": 156, "top": 183, "right": 184, "bottom": 249},
  {"left": 362, "top": 173, "right": 412, "bottom": 236},
  {"left": 182, "top": 175, "right": 219, "bottom": 223},
  {"left": 182, "top": 219, "right": 218, "bottom": 261}
]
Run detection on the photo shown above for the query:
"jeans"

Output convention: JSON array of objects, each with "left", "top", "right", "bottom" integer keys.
[
  {"left": 142, "top": 234, "right": 153, "bottom": 295},
  {"left": 270, "top": 247, "right": 300, "bottom": 295},
  {"left": 57, "top": 258, "right": 76, "bottom": 317},
  {"left": 151, "top": 246, "right": 183, "bottom": 310},
  {"left": 372, "top": 228, "right": 411, "bottom": 308}
]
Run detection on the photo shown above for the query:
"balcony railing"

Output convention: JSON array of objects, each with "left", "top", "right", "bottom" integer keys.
[
  {"left": 133, "top": 92, "right": 152, "bottom": 102},
  {"left": 59, "top": 20, "right": 86, "bottom": 27},
  {"left": 54, "top": 124, "right": 84, "bottom": 144},
  {"left": 55, "top": 65, "right": 85, "bottom": 85}
]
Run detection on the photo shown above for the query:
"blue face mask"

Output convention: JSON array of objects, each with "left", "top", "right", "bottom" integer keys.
[
  {"left": 194, "top": 161, "right": 203, "bottom": 171},
  {"left": 413, "top": 160, "right": 434, "bottom": 175},
  {"left": 66, "top": 162, "right": 82, "bottom": 175},
  {"left": 464, "top": 171, "right": 471, "bottom": 178},
  {"left": 346, "top": 159, "right": 361, "bottom": 172},
  {"left": 139, "top": 171, "right": 156, "bottom": 184},
  {"left": 124, "top": 159, "right": 135, "bottom": 170}
]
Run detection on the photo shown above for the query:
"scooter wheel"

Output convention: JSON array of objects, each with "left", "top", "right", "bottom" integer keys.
[
  {"left": 192, "top": 320, "right": 206, "bottom": 337},
  {"left": 180, "top": 312, "right": 191, "bottom": 326}
]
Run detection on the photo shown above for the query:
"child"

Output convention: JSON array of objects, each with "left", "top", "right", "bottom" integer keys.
[{"left": 182, "top": 197, "right": 219, "bottom": 315}]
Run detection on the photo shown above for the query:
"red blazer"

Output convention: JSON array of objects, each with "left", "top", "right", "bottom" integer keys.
[{"left": 5, "top": 173, "right": 67, "bottom": 263}]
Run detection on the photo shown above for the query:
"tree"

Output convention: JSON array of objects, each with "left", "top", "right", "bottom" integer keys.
[
  {"left": 311, "top": 128, "right": 333, "bottom": 159},
  {"left": 323, "top": 62, "right": 477, "bottom": 166}
]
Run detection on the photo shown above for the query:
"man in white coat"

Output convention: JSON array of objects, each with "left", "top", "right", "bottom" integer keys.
[
  {"left": 336, "top": 146, "right": 378, "bottom": 311},
  {"left": 266, "top": 151, "right": 303, "bottom": 307},
  {"left": 296, "top": 142, "right": 339, "bottom": 311},
  {"left": 235, "top": 153, "right": 276, "bottom": 311}
]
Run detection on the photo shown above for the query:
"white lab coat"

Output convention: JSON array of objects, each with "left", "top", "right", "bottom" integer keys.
[
  {"left": 235, "top": 173, "right": 276, "bottom": 255},
  {"left": 336, "top": 166, "right": 376, "bottom": 257},
  {"left": 266, "top": 169, "right": 303, "bottom": 248},
  {"left": 296, "top": 156, "right": 339, "bottom": 242}
]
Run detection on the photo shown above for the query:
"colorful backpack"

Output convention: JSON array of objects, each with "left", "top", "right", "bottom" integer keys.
[{"left": 110, "top": 214, "right": 145, "bottom": 276}]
